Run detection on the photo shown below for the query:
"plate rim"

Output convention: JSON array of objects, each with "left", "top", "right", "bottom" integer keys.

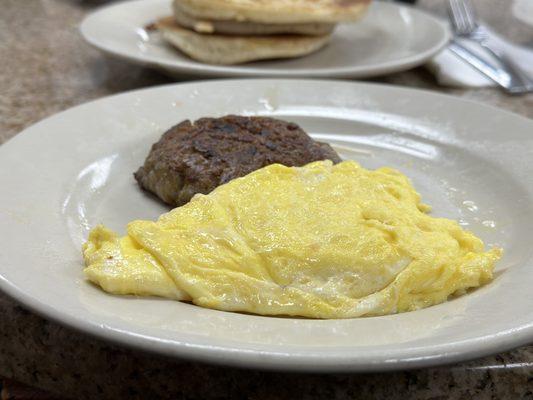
[
  {"left": 79, "top": 0, "right": 451, "bottom": 79},
  {"left": 1, "top": 79, "right": 533, "bottom": 372}
]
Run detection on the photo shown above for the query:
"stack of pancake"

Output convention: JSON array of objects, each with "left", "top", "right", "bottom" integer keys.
[{"left": 156, "top": 0, "right": 371, "bottom": 65}]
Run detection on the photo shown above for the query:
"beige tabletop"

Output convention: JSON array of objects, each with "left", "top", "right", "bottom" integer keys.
[{"left": 1, "top": 1, "right": 533, "bottom": 399}]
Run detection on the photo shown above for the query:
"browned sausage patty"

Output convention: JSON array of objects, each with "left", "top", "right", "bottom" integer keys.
[{"left": 134, "top": 115, "right": 342, "bottom": 206}]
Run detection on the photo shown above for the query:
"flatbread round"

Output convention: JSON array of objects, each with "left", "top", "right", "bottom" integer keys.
[
  {"left": 173, "top": 0, "right": 371, "bottom": 24},
  {"left": 156, "top": 18, "right": 331, "bottom": 65}
]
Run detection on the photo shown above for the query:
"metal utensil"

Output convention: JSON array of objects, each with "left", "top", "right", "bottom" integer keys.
[{"left": 447, "top": 0, "right": 533, "bottom": 94}]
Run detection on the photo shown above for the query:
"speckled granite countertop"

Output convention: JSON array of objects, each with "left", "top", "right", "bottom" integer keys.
[{"left": 1, "top": 1, "right": 533, "bottom": 399}]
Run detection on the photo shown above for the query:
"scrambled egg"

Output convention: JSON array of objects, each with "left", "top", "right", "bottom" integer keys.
[{"left": 83, "top": 160, "right": 501, "bottom": 318}]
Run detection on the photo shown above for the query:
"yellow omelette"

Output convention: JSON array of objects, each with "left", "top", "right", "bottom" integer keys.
[{"left": 83, "top": 160, "right": 501, "bottom": 318}]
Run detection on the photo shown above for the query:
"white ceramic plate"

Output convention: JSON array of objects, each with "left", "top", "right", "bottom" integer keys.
[
  {"left": 1, "top": 80, "right": 532, "bottom": 372},
  {"left": 80, "top": 0, "right": 450, "bottom": 78}
]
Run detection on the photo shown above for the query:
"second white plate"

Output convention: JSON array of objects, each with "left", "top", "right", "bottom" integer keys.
[{"left": 80, "top": 0, "right": 450, "bottom": 78}]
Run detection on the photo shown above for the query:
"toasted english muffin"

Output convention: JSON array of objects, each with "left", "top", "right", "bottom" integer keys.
[
  {"left": 156, "top": 18, "right": 331, "bottom": 65},
  {"left": 173, "top": 0, "right": 371, "bottom": 24},
  {"left": 173, "top": 1, "right": 335, "bottom": 36}
]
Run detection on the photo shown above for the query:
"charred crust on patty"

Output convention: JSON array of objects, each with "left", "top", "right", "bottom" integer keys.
[{"left": 134, "top": 115, "right": 341, "bottom": 206}]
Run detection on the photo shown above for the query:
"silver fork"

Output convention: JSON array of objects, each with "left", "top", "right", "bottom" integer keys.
[{"left": 448, "top": 0, "right": 533, "bottom": 94}]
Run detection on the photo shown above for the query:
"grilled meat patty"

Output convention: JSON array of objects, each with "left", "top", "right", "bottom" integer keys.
[{"left": 134, "top": 115, "right": 342, "bottom": 206}]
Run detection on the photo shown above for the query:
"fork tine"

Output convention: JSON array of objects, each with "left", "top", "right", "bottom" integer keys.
[
  {"left": 460, "top": 0, "right": 479, "bottom": 32},
  {"left": 448, "top": 0, "right": 465, "bottom": 34},
  {"left": 456, "top": 1, "right": 470, "bottom": 32}
]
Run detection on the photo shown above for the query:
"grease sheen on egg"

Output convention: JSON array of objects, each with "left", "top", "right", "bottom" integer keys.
[{"left": 83, "top": 160, "right": 501, "bottom": 318}]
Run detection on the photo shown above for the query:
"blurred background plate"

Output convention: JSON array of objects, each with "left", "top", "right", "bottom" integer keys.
[{"left": 80, "top": 0, "right": 450, "bottom": 78}]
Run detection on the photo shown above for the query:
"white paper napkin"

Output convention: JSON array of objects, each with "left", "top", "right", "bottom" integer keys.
[
  {"left": 426, "top": 26, "right": 533, "bottom": 88},
  {"left": 513, "top": 0, "right": 533, "bottom": 27}
]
